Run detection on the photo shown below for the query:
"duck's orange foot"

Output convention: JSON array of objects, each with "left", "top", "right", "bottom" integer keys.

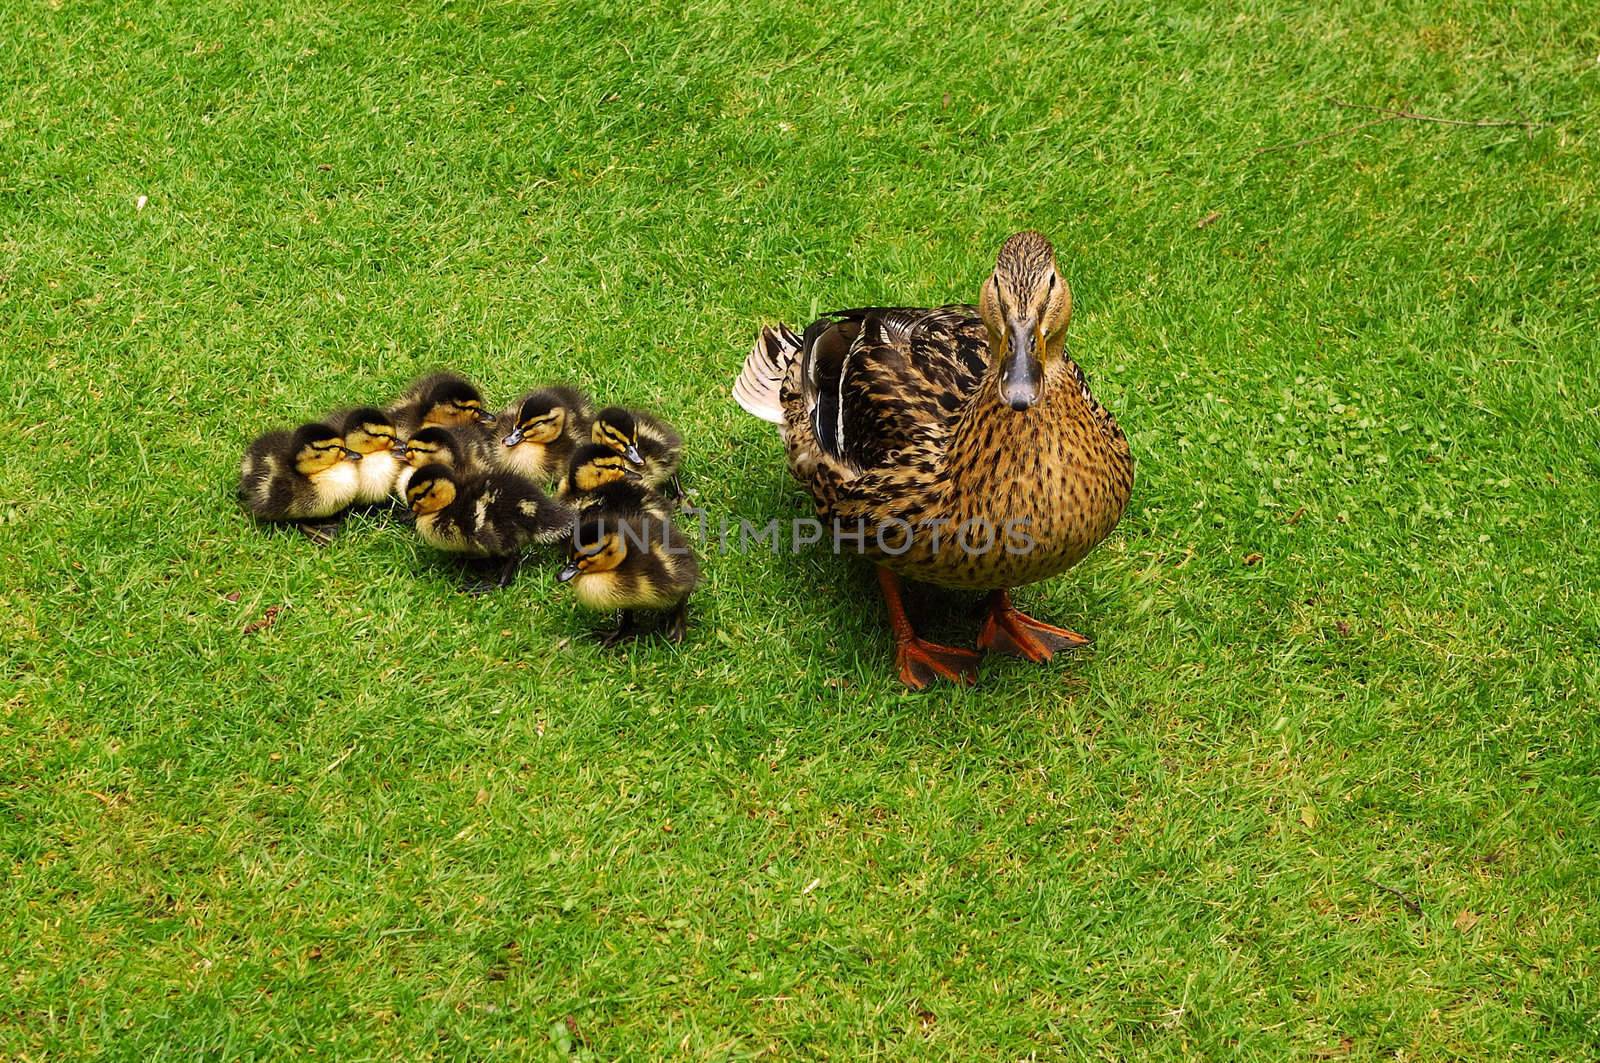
[
  {"left": 894, "top": 637, "right": 982, "bottom": 690},
  {"left": 978, "top": 592, "right": 1091, "bottom": 663}
]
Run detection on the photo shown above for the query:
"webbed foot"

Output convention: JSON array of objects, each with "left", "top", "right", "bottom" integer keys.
[{"left": 978, "top": 590, "right": 1091, "bottom": 663}]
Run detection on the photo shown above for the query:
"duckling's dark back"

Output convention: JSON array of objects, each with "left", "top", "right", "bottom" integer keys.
[
  {"left": 634, "top": 409, "right": 683, "bottom": 454},
  {"left": 423, "top": 424, "right": 500, "bottom": 471},
  {"left": 387, "top": 372, "right": 485, "bottom": 434},
  {"left": 429, "top": 470, "right": 573, "bottom": 554},
  {"left": 573, "top": 479, "right": 674, "bottom": 522},
  {"left": 608, "top": 512, "right": 699, "bottom": 605},
  {"left": 238, "top": 429, "right": 295, "bottom": 507}
]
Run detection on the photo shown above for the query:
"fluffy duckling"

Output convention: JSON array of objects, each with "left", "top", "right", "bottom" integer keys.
[
  {"left": 497, "top": 386, "right": 595, "bottom": 484},
  {"left": 557, "top": 508, "right": 700, "bottom": 646},
  {"left": 592, "top": 405, "right": 684, "bottom": 496},
  {"left": 392, "top": 424, "right": 498, "bottom": 500},
  {"left": 330, "top": 406, "right": 403, "bottom": 505},
  {"left": 559, "top": 443, "right": 675, "bottom": 522},
  {"left": 387, "top": 372, "right": 496, "bottom": 436},
  {"left": 238, "top": 422, "right": 362, "bottom": 543},
  {"left": 405, "top": 463, "right": 574, "bottom": 591}
]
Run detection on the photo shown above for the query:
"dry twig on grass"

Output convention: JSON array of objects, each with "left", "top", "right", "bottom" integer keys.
[{"left": 1256, "top": 97, "right": 1545, "bottom": 155}]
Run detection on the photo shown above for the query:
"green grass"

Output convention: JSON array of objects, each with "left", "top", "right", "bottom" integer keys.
[{"left": 3, "top": 0, "right": 1599, "bottom": 1057}]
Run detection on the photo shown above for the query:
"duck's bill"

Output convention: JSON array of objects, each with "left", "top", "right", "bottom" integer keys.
[
  {"left": 341, "top": 447, "right": 364, "bottom": 461},
  {"left": 472, "top": 408, "right": 495, "bottom": 425},
  {"left": 556, "top": 562, "right": 580, "bottom": 583},
  {"left": 998, "top": 327, "right": 1042, "bottom": 411},
  {"left": 502, "top": 428, "right": 524, "bottom": 447},
  {"left": 622, "top": 443, "right": 645, "bottom": 466}
]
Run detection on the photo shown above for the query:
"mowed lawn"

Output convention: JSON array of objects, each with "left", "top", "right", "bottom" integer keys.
[{"left": 3, "top": 0, "right": 1598, "bottom": 1057}]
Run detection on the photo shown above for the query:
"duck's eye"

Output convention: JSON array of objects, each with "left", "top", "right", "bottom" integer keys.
[{"left": 1047, "top": 273, "right": 1057, "bottom": 292}]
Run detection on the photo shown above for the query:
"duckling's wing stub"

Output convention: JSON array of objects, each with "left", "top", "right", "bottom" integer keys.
[{"left": 518, "top": 491, "right": 575, "bottom": 544}]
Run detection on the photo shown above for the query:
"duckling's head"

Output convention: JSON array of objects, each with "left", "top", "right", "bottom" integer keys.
[
  {"left": 503, "top": 391, "right": 572, "bottom": 448},
  {"left": 566, "top": 443, "right": 643, "bottom": 494},
  {"left": 557, "top": 514, "right": 628, "bottom": 582},
  {"left": 592, "top": 407, "right": 644, "bottom": 465},
  {"left": 404, "top": 463, "right": 458, "bottom": 516},
  {"left": 292, "top": 423, "right": 361, "bottom": 475},
  {"left": 421, "top": 378, "right": 493, "bottom": 428},
  {"left": 978, "top": 230, "right": 1072, "bottom": 412},
  {"left": 339, "top": 407, "right": 400, "bottom": 456},
  {"left": 398, "top": 426, "right": 464, "bottom": 469}
]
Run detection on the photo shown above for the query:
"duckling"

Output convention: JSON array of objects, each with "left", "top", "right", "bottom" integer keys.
[
  {"left": 387, "top": 372, "right": 496, "bottom": 436},
  {"left": 558, "top": 443, "right": 676, "bottom": 522},
  {"left": 557, "top": 508, "right": 700, "bottom": 646},
  {"left": 497, "top": 386, "right": 595, "bottom": 484},
  {"left": 560, "top": 441, "right": 672, "bottom": 515},
  {"left": 405, "top": 463, "right": 573, "bottom": 592},
  {"left": 237, "top": 422, "right": 362, "bottom": 543},
  {"left": 392, "top": 424, "right": 499, "bottom": 500},
  {"left": 592, "top": 405, "right": 684, "bottom": 496},
  {"left": 329, "top": 406, "right": 403, "bottom": 505}
]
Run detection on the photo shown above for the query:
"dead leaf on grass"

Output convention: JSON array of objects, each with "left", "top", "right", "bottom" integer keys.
[{"left": 243, "top": 605, "right": 282, "bottom": 634}]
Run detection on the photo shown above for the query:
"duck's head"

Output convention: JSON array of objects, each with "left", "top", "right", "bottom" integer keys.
[
  {"left": 566, "top": 443, "right": 643, "bottom": 494},
  {"left": 292, "top": 422, "right": 361, "bottom": 475},
  {"left": 592, "top": 407, "right": 644, "bottom": 466},
  {"left": 557, "top": 514, "right": 629, "bottom": 582},
  {"left": 339, "top": 407, "right": 400, "bottom": 456},
  {"left": 420, "top": 378, "right": 494, "bottom": 428},
  {"left": 978, "top": 230, "right": 1072, "bottom": 412},
  {"left": 503, "top": 391, "right": 572, "bottom": 448},
  {"left": 398, "top": 426, "right": 463, "bottom": 469},
  {"left": 404, "top": 463, "right": 458, "bottom": 516}
]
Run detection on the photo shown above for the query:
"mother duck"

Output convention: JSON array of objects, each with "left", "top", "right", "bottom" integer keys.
[{"left": 733, "top": 231, "right": 1134, "bottom": 689}]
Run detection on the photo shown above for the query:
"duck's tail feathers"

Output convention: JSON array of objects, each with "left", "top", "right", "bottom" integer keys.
[{"left": 733, "top": 323, "right": 800, "bottom": 425}]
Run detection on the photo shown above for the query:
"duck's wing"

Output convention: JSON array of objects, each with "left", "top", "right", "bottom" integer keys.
[{"left": 789, "top": 305, "right": 988, "bottom": 475}]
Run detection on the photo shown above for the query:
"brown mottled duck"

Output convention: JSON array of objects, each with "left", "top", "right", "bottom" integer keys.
[{"left": 733, "top": 230, "right": 1134, "bottom": 689}]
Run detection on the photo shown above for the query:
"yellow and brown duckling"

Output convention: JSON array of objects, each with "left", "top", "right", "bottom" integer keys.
[
  {"left": 392, "top": 424, "right": 498, "bottom": 500},
  {"left": 556, "top": 438, "right": 668, "bottom": 505},
  {"left": 733, "top": 230, "right": 1134, "bottom": 689},
  {"left": 387, "top": 372, "right": 496, "bottom": 437},
  {"left": 557, "top": 507, "right": 699, "bottom": 646},
  {"left": 557, "top": 443, "right": 675, "bottom": 521},
  {"left": 497, "top": 386, "right": 595, "bottom": 484},
  {"left": 329, "top": 406, "right": 403, "bottom": 505},
  {"left": 592, "top": 405, "right": 684, "bottom": 496},
  {"left": 405, "top": 463, "right": 574, "bottom": 591},
  {"left": 237, "top": 422, "right": 363, "bottom": 543}
]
